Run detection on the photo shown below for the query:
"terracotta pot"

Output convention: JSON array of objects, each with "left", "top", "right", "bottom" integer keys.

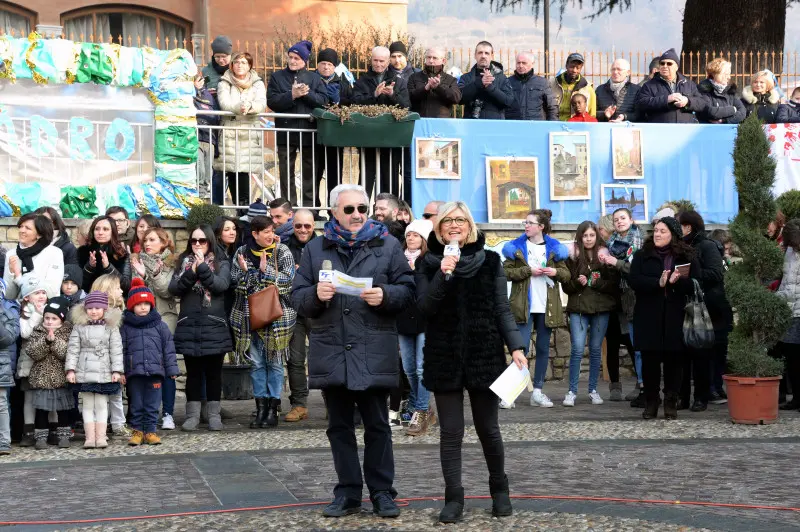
[{"left": 722, "top": 375, "right": 781, "bottom": 425}]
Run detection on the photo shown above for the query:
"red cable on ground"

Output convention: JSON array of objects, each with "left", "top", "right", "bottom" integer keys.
[{"left": 1, "top": 494, "right": 798, "bottom": 526}]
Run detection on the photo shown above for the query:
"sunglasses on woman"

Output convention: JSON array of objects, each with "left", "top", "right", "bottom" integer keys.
[
  {"left": 343, "top": 204, "right": 368, "bottom": 215},
  {"left": 190, "top": 238, "right": 208, "bottom": 245}
]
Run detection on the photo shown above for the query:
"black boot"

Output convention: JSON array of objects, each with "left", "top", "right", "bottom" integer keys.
[
  {"left": 489, "top": 475, "right": 513, "bottom": 517},
  {"left": 47, "top": 422, "right": 59, "bottom": 446},
  {"left": 642, "top": 399, "right": 659, "bottom": 420},
  {"left": 19, "top": 424, "right": 35, "bottom": 447},
  {"left": 630, "top": 389, "right": 646, "bottom": 408},
  {"left": 438, "top": 486, "right": 464, "bottom": 523},
  {"left": 264, "top": 398, "right": 279, "bottom": 428},
  {"left": 664, "top": 393, "right": 678, "bottom": 420},
  {"left": 250, "top": 398, "right": 268, "bottom": 429}
]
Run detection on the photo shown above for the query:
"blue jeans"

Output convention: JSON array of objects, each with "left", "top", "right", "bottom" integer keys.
[
  {"left": 0, "top": 387, "right": 9, "bottom": 449},
  {"left": 630, "top": 326, "right": 643, "bottom": 385},
  {"left": 398, "top": 333, "right": 429, "bottom": 411},
  {"left": 161, "top": 376, "right": 176, "bottom": 416},
  {"left": 517, "top": 313, "right": 552, "bottom": 389},
  {"left": 249, "top": 333, "right": 284, "bottom": 399},
  {"left": 568, "top": 312, "right": 610, "bottom": 394},
  {"left": 128, "top": 376, "right": 163, "bottom": 433}
]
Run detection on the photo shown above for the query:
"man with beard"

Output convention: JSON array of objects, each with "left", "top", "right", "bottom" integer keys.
[
  {"left": 408, "top": 47, "right": 461, "bottom": 118},
  {"left": 202, "top": 36, "right": 232, "bottom": 93},
  {"left": 458, "top": 41, "right": 514, "bottom": 120},
  {"left": 548, "top": 53, "right": 597, "bottom": 121},
  {"left": 506, "top": 51, "right": 557, "bottom": 121},
  {"left": 373, "top": 193, "right": 406, "bottom": 242}
]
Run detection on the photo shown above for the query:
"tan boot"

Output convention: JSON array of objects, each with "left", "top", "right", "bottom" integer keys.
[
  {"left": 128, "top": 430, "right": 144, "bottom": 446},
  {"left": 83, "top": 422, "right": 96, "bottom": 448},
  {"left": 284, "top": 406, "right": 308, "bottom": 422},
  {"left": 144, "top": 432, "right": 162, "bottom": 445},
  {"left": 406, "top": 410, "right": 429, "bottom": 437},
  {"left": 95, "top": 423, "right": 108, "bottom": 448}
]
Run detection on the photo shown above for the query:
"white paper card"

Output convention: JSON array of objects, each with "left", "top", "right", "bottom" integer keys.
[
  {"left": 333, "top": 270, "right": 373, "bottom": 296},
  {"left": 489, "top": 364, "right": 531, "bottom": 404}
]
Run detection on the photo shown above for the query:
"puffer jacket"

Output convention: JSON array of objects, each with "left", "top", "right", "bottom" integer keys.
[
  {"left": 741, "top": 86, "right": 780, "bottom": 124},
  {"left": 548, "top": 73, "right": 597, "bottom": 121},
  {"left": 25, "top": 322, "right": 72, "bottom": 390},
  {"left": 267, "top": 66, "right": 328, "bottom": 146},
  {"left": 0, "top": 297, "right": 20, "bottom": 388},
  {"left": 459, "top": 61, "right": 515, "bottom": 119},
  {"left": 214, "top": 69, "right": 268, "bottom": 174},
  {"left": 65, "top": 306, "right": 124, "bottom": 383},
  {"left": 562, "top": 254, "right": 620, "bottom": 315},
  {"left": 595, "top": 80, "right": 639, "bottom": 122},
  {"left": 506, "top": 71, "right": 558, "bottom": 121},
  {"left": 777, "top": 246, "right": 800, "bottom": 317},
  {"left": 696, "top": 80, "right": 746, "bottom": 124},
  {"left": 502, "top": 234, "right": 570, "bottom": 328},
  {"left": 777, "top": 101, "right": 800, "bottom": 123},
  {"left": 130, "top": 251, "right": 179, "bottom": 333},
  {"left": 168, "top": 255, "right": 233, "bottom": 357},
  {"left": 120, "top": 310, "right": 179, "bottom": 379}
]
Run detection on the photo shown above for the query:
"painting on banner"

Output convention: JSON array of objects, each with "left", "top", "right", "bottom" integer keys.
[
  {"left": 416, "top": 138, "right": 461, "bottom": 179},
  {"left": 485, "top": 157, "right": 539, "bottom": 223},
  {"left": 550, "top": 132, "right": 590, "bottom": 200},
  {"left": 601, "top": 184, "right": 648, "bottom": 223},
  {"left": 612, "top": 128, "right": 644, "bottom": 180}
]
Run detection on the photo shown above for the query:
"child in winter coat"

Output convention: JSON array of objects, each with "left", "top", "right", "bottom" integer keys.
[
  {"left": 121, "top": 279, "right": 179, "bottom": 446},
  {"left": 65, "top": 291, "right": 124, "bottom": 449},
  {"left": 24, "top": 297, "right": 74, "bottom": 449},
  {"left": 61, "top": 264, "right": 86, "bottom": 317},
  {"left": 0, "top": 278, "right": 20, "bottom": 454}
]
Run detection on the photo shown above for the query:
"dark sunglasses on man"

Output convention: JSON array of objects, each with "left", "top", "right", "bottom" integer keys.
[
  {"left": 294, "top": 223, "right": 314, "bottom": 230},
  {"left": 343, "top": 204, "right": 368, "bottom": 215},
  {"left": 422, "top": 213, "right": 435, "bottom": 220}
]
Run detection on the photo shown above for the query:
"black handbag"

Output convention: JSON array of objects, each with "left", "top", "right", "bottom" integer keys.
[{"left": 683, "top": 279, "right": 715, "bottom": 349}]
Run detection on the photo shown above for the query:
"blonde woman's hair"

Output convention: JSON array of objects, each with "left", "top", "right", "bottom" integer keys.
[
  {"left": 91, "top": 274, "right": 124, "bottom": 310},
  {"left": 436, "top": 201, "right": 479, "bottom": 245},
  {"left": 751, "top": 70, "right": 776, "bottom": 91},
  {"left": 706, "top": 57, "right": 731, "bottom": 78},
  {"left": 598, "top": 214, "right": 614, "bottom": 233}
]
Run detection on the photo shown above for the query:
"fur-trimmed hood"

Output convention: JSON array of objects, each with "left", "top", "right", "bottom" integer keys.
[
  {"left": 742, "top": 85, "right": 780, "bottom": 105},
  {"left": 698, "top": 79, "right": 738, "bottom": 96},
  {"left": 70, "top": 304, "right": 122, "bottom": 327},
  {"left": 502, "top": 234, "right": 569, "bottom": 263}
]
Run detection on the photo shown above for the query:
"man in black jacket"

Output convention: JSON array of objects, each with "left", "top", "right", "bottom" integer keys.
[
  {"left": 634, "top": 48, "right": 710, "bottom": 124},
  {"left": 506, "top": 51, "right": 557, "bottom": 121},
  {"left": 407, "top": 47, "right": 461, "bottom": 119},
  {"left": 267, "top": 40, "right": 329, "bottom": 208},
  {"left": 595, "top": 58, "right": 640, "bottom": 122},
  {"left": 459, "top": 41, "right": 514, "bottom": 119},
  {"left": 353, "top": 46, "right": 410, "bottom": 200}
]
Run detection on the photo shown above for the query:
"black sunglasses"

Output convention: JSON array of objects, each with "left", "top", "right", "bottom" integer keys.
[
  {"left": 190, "top": 238, "right": 208, "bottom": 245},
  {"left": 422, "top": 213, "right": 435, "bottom": 219},
  {"left": 343, "top": 204, "right": 368, "bottom": 215},
  {"left": 294, "top": 223, "right": 313, "bottom": 230}
]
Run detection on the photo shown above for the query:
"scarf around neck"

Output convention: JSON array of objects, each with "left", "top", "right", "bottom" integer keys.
[
  {"left": 323, "top": 219, "right": 388, "bottom": 249},
  {"left": 609, "top": 79, "right": 627, "bottom": 97},
  {"left": 710, "top": 79, "right": 728, "bottom": 95},
  {"left": 607, "top": 225, "right": 643, "bottom": 261},
  {"left": 16, "top": 238, "right": 48, "bottom": 275},
  {"left": 275, "top": 217, "right": 295, "bottom": 244},
  {"left": 423, "top": 233, "right": 487, "bottom": 279},
  {"left": 404, "top": 248, "right": 421, "bottom": 268},
  {"left": 247, "top": 242, "right": 276, "bottom": 265},
  {"left": 181, "top": 253, "right": 216, "bottom": 307},
  {"left": 223, "top": 69, "right": 260, "bottom": 91},
  {"left": 655, "top": 245, "right": 675, "bottom": 271}
]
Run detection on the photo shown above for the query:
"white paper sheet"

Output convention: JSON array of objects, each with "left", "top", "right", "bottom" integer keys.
[
  {"left": 489, "top": 364, "right": 531, "bottom": 405},
  {"left": 332, "top": 270, "right": 373, "bottom": 296}
]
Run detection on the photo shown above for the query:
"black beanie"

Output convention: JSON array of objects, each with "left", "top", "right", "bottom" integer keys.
[
  {"left": 389, "top": 41, "right": 407, "bottom": 57},
  {"left": 317, "top": 48, "right": 339, "bottom": 66},
  {"left": 44, "top": 296, "right": 70, "bottom": 322},
  {"left": 659, "top": 216, "right": 683, "bottom": 241},
  {"left": 63, "top": 264, "right": 83, "bottom": 288}
]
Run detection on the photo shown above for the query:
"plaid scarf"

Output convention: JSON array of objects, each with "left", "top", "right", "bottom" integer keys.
[
  {"left": 180, "top": 253, "right": 216, "bottom": 307},
  {"left": 607, "top": 224, "right": 643, "bottom": 291},
  {"left": 323, "top": 219, "right": 388, "bottom": 248}
]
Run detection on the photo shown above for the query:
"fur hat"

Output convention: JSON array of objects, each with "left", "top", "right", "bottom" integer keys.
[
  {"left": 389, "top": 41, "right": 407, "bottom": 57},
  {"left": 19, "top": 275, "right": 46, "bottom": 300},
  {"left": 317, "top": 48, "right": 339, "bottom": 66},
  {"left": 127, "top": 278, "right": 155, "bottom": 311},
  {"left": 44, "top": 296, "right": 70, "bottom": 322},
  {"left": 211, "top": 35, "right": 233, "bottom": 55},
  {"left": 405, "top": 219, "right": 433, "bottom": 240},
  {"left": 288, "top": 40, "right": 312, "bottom": 63},
  {"left": 84, "top": 291, "right": 108, "bottom": 310}
]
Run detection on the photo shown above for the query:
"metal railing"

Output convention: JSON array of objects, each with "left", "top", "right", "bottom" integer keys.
[{"left": 195, "top": 110, "right": 407, "bottom": 212}]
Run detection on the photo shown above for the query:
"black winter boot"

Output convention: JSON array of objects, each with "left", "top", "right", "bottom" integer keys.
[
  {"left": 47, "top": 422, "right": 59, "bottom": 445},
  {"left": 264, "top": 398, "right": 279, "bottom": 428},
  {"left": 489, "top": 475, "right": 513, "bottom": 517},
  {"left": 19, "top": 424, "right": 35, "bottom": 447},
  {"left": 664, "top": 393, "right": 679, "bottom": 420},
  {"left": 250, "top": 398, "right": 268, "bottom": 429},
  {"left": 438, "top": 486, "right": 464, "bottom": 523},
  {"left": 642, "top": 398, "right": 660, "bottom": 420}
]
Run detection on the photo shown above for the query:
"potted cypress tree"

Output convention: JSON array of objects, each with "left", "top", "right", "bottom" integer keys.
[{"left": 724, "top": 114, "right": 791, "bottom": 424}]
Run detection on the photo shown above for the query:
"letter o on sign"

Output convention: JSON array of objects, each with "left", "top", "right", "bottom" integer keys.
[{"left": 104, "top": 118, "right": 136, "bottom": 161}]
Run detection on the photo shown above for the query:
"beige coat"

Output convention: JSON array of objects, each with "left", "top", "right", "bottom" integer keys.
[
  {"left": 214, "top": 69, "right": 268, "bottom": 174},
  {"left": 130, "top": 251, "right": 179, "bottom": 333}
]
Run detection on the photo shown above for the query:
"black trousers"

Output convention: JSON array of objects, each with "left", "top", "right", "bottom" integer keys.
[
  {"left": 680, "top": 347, "right": 712, "bottom": 403},
  {"left": 641, "top": 350, "right": 683, "bottom": 402},
  {"left": 314, "top": 145, "right": 344, "bottom": 208},
  {"left": 325, "top": 386, "right": 395, "bottom": 499},
  {"left": 184, "top": 354, "right": 224, "bottom": 402},
  {"left": 9, "top": 380, "right": 24, "bottom": 441},
  {"left": 278, "top": 142, "right": 315, "bottom": 207},
  {"left": 35, "top": 408, "right": 68, "bottom": 429},
  {"left": 363, "top": 147, "right": 402, "bottom": 200},
  {"left": 224, "top": 172, "right": 250, "bottom": 209},
  {"left": 435, "top": 388, "right": 505, "bottom": 489},
  {"left": 710, "top": 331, "right": 729, "bottom": 393},
  {"left": 604, "top": 312, "right": 633, "bottom": 383}
]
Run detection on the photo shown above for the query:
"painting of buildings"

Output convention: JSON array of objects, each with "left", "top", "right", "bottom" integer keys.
[
  {"left": 485, "top": 157, "right": 539, "bottom": 223},
  {"left": 612, "top": 128, "right": 644, "bottom": 179},
  {"left": 601, "top": 184, "right": 648, "bottom": 223},
  {"left": 550, "top": 132, "right": 590, "bottom": 200},
  {"left": 416, "top": 138, "right": 461, "bottom": 179}
]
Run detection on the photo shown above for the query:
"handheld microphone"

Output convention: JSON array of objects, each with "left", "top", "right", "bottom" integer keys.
[
  {"left": 443, "top": 239, "right": 460, "bottom": 281},
  {"left": 320, "top": 259, "right": 334, "bottom": 308}
]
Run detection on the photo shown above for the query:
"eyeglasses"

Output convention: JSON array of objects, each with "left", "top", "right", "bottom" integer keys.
[
  {"left": 190, "top": 238, "right": 208, "bottom": 245},
  {"left": 523, "top": 220, "right": 541, "bottom": 226},
  {"left": 294, "top": 223, "right": 313, "bottom": 230},
  {"left": 343, "top": 204, "right": 368, "bottom": 215},
  {"left": 659, "top": 61, "right": 676, "bottom": 67},
  {"left": 441, "top": 217, "right": 468, "bottom": 227},
  {"left": 422, "top": 213, "right": 435, "bottom": 220},
  {"left": 112, "top": 219, "right": 128, "bottom": 225}
]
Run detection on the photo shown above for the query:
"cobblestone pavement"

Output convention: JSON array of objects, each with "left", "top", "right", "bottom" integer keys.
[{"left": 1, "top": 378, "right": 798, "bottom": 531}]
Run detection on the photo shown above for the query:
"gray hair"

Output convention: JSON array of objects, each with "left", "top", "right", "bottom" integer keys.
[
  {"left": 425, "top": 47, "right": 447, "bottom": 60},
  {"left": 371, "top": 46, "right": 390, "bottom": 58},
  {"left": 612, "top": 58, "right": 631, "bottom": 71},
  {"left": 330, "top": 184, "right": 369, "bottom": 209},
  {"left": 516, "top": 51, "right": 535, "bottom": 63}
]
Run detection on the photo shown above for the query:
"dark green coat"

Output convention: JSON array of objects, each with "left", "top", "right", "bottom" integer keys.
[{"left": 562, "top": 255, "right": 619, "bottom": 315}]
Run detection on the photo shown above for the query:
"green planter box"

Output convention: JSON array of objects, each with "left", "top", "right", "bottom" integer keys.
[{"left": 312, "top": 109, "right": 420, "bottom": 148}]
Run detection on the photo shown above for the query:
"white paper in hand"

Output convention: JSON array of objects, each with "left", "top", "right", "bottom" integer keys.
[{"left": 490, "top": 364, "right": 531, "bottom": 405}]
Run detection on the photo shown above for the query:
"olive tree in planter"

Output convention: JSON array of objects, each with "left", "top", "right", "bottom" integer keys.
[{"left": 724, "top": 114, "right": 791, "bottom": 424}]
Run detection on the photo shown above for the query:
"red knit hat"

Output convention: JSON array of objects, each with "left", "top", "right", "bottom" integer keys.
[{"left": 127, "top": 278, "right": 155, "bottom": 311}]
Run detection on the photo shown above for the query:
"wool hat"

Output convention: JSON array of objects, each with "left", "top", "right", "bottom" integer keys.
[
  {"left": 389, "top": 41, "right": 407, "bottom": 57},
  {"left": 44, "top": 296, "right": 70, "bottom": 322},
  {"left": 288, "top": 40, "right": 312, "bottom": 63},
  {"left": 127, "top": 278, "right": 155, "bottom": 311},
  {"left": 240, "top": 199, "right": 268, "bottom": 222},
  {"left": 660, "top": 48, "right": 680, "bottom": 66},
  {"left": 566, "top": 52, "right": 585, "bottom": 65},
  {"left": 317, "top": 48, "right": 339, "bottom": 66},
  {"left": 63, "top": 264, "right": 83, "bottom": 288},
  {"left": 211, "top": 35, "right": 233, "bottom": 55},
  {"left": 658, "top": 216, "right": 683, "bottom": 241},
  {"left": 405, "top": 219, "right": 433, "bottom": 240},
  {"left": 84, "top": 291, "right": 109, "bottom": 310},
  {"left": 19, "top": 275, "right": 46, "bottom": 300}
]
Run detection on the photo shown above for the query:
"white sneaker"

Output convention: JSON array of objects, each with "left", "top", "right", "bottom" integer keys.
[
  {"left": 589, "top": 390, "right": 604, "bottom": 405},
  {"left": 562, "top": 391, "right": 577, "bottom": 407},
  {"left": 530, "top": 389, "right": 554, "bottom": 408},
  {"left": 499, "top": 399, "right": 516, "bottom": 409},
  {"left": 161, "top": 413, "right": 175, "bottom": 430},
  {"left": 388, "top": 410, "right": 403, "bottom": 430}
]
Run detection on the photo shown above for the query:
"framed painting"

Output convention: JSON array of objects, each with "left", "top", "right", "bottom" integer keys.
[
  {"left": 485, "top": 157, "right": 539, "bottom": 223},
  {"left": 601, "top": 184, "right": 648, "bottom": 224},
  {"left": 612, "top": 128, "right": 644, "bottom": 179},
  {"left": 415, "top": 137, "right": 461, "bottom": 179},
  {"left": 550, "top": 131, "right": 591, "bottom": 200}
]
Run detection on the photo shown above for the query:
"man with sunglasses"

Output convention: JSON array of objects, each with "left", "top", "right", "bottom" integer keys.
[
  {"left": 291, "top": 184, "right": 414, "bottom": 519},
  {"left": 422, "top": 200, "right": 444, "bottom": 226},
  {"left": 635, "top": 48, "right": 720, "bottom": 124}
]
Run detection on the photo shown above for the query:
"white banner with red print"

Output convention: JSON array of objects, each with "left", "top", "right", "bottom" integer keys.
[{"left": 769, "top": 123, "right": 800, "bottom": 196}]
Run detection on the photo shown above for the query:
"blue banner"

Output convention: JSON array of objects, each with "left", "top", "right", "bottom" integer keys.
[{"left": 411, "top": 119, "right": 738, "bottom": 224}]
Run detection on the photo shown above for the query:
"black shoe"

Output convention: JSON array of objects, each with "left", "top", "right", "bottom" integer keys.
[
  {"left": 630, "top": 390, "right": 646, "bottom": 408},
  {"left": 709, "top": 391, "right": 728, "bottom": 405},
  {"left": 690, "top": 400, "right": 708, "bottom": 412},
  {"left": 250, "top": 398, "right": 268, "bottom": 429},
  {"left": 642, "top": 399, "right": 660, "bottom": 420},
  {"left": 439, "top": 487, "right": 465, "bottom": 523},
  {"left": 322, "top": 496, "right": 361, "bottom": 517},
  {"left": 664, "top": 394, "right": 678, "bottom": 420},
  {"left": 371, "top": 491, "right": 400, "bottom": 518},
  {"left": 19, "top": 425, "right": 35, "bottom": 447},
  {"left": 779, "top": 398, "right": 800, "bottom": 410},
  {"left": 47, "top": 423, "right": 58, "bottom": 445},
  {"left": 677, "top": 398, "right": 690, "bottom": 411},
  {"left": 489, "top": 475, "right": 513, "bottom": 517},
  {"left": 264, "top": 398, "right": 280, "bottom": 428}
]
